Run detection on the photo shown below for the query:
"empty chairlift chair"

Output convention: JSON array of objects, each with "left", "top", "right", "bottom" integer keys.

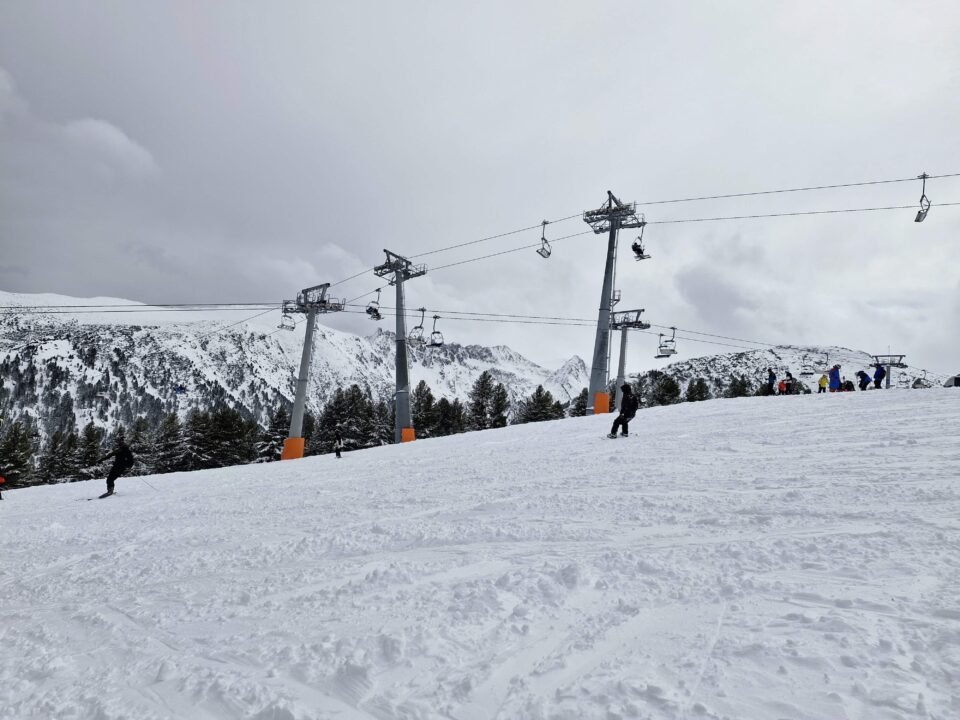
[
  {"left": 537, "top": 220, "right": 552, "bottom": 259},
  {"left": 277, "top": 307, "right": 296, "bottom": 331},
  {"left": 655, "top": 327, "right": 677, "bottom": 359},
  {"left": 408, "top": 307, "right": 427, "bottom": 345},
  {"left": 915, "top": 172, "right": 931, "bottom": 223},
  {"left": 428, "top": 315, "right": 444, "bottom": 347}
]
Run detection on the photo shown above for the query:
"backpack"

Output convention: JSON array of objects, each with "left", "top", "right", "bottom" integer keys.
[{"left": 116, "top": 445, "right": 134, "bottom": 469}]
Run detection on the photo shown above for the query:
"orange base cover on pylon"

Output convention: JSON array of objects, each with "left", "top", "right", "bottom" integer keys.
[
  {"left": 593, "top": 392, "right": 610, "bottom": 414},
  {"left": 280, "top": 437, "right": 305, "bottom": 460},
  {"left": 400, "top": 427, "right": 416, "bottom": 443}
]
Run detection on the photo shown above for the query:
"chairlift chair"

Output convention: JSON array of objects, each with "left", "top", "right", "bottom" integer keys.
[
  {"left": 366, "top": 289, "right": 383, "bottom": 321},
  {"left": 631, "top": 222, "right": 650, "bottom": 261},
  {"left": 654, "top": 327, "right": 677, "bottom": 359},
  {"left": 897, "top": 373, "right": 911, "bottom": 389},
  {"left": 537, "top": 220, "right": 552, "bottom": 259},
  {"left": 428, "top": 315, "right": 444, "bottom": 347},
  {"left": 277, "top": 311, "right": 296, "bottom": 331},
  {"left": 408, "top": 307, "right": 427, "bottom": 345},
  {"left": 915, "top": 172, "right": 931, "bottom": 223},
  {"left": 800, "top": 354, "right": 814, "bottom": 376}
]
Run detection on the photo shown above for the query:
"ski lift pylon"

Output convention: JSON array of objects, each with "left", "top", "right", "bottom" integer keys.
[
  {"left": 428, "top": 315, "right": 444, "bottom": 347},
  {"left": 654, "top": 326, "right": 677, "bottom": 359},
  {"left": 537, "top": 220, "right": 552, "bottom": 259},
  {"left": 408, "top": 307, "right": 426, "bottom": 345},
  {"left": 915, "top": 172, "right": 931, "bottom": 223},
  {"left": 366, "top": 288, "right": 383, "bottom": 321}
]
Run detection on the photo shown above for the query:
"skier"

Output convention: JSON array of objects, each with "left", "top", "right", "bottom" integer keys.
[
  {"left": 818, "top": 374, "right": 828, "bottom": 394},
  {"left": 766, "top": 368, "right": 776, "bottom": 395},
  {"left": 334, "top": 427, "right": 344, "bottom": 459},
  {"left": 97, "top": 438, "right": 134, "bottom": 498},
  {"left": 828, "top": 364, "right": 842, "bottom": 393},
  {"left": 777, "top": 379, "right": 786, "bottom": 395},
  {"left": 873, "top": 364, "right": 887, "bottom": 389},
  {"left": 0, "top": 474, "right": 5, "bottom": 500},
  {"left": 784, "top": 371, "right": 795, "bottom": 395},
  {"left": 856, "top": 370, "right": 871, "bottom": 391},
  {"left": 608, "top": 384, "right": 639, "bottom": 438}
]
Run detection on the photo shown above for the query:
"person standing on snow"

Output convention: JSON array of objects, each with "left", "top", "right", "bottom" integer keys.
[
  {"left": 97, "top": 438, "right": 134, "bottom": 498},
  {"left": 608, "top": 384, "right": 639, "bottom": 438},
  {"left": 828, "top": 364, "right": 842, "bottom": 393},
  {"left": 333, "top": 427, "right": 344, "bottom": 459},
  {"left": 873, "top": 364, "right": 887, "bottom": 389},
  {"left": 818, "top": 374, "right": 828, "bottom": 394},
  {"left": 766, "top": 368, "right": 776, "bottom": 395},
  {"left": 856, "top": 370, "right": 871, "bottom": 391}
]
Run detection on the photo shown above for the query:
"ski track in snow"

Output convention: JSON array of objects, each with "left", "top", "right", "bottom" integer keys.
[{"left": 2, "top": 390, "right": 960, "bottom": 719}]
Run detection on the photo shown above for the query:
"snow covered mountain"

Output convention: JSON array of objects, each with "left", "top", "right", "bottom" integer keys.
[{"left": 0, "top": 291, "right": 589, "bottom": 436}]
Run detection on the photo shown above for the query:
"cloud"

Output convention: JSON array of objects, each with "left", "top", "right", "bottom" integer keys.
[{"left": 62, "top": 117, "right": 158, "bottom": 177}]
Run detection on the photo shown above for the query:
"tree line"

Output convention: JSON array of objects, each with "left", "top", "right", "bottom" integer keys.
[
  {"left": 0, "top": 370, "right": 572, "bottom": 490},
  {"left": 1, "top": 368, "right": 754, "bottom": 490}
]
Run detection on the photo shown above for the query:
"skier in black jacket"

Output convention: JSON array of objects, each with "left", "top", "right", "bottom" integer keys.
[
  {"left": 98, "top": 439, "right": 134, "bottom": 497},
  {"left": 608, "top": 384, "right": 639, "bottom": 438}
]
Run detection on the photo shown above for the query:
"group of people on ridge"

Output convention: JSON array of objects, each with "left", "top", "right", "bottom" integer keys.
[
  {"left": 766, "top": 363, "right": 888, "bottom": 396},
  {"left": 820, "top": 363, "right": 886, "bottom": 393}
]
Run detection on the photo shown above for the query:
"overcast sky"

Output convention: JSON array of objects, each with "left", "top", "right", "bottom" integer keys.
[{"left": 2, "top": 1, "right": 959, "bottom": 378}]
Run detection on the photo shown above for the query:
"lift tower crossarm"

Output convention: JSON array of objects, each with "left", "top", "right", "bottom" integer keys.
[
  {"left": 584, "top": 191, "right": 645, "bottom": 415},
  {"left": 374, "top": 249, "right": 428, "bottom": 443},
  {"left": 281, "top": 283, "right": 345, "bottom": 460}
]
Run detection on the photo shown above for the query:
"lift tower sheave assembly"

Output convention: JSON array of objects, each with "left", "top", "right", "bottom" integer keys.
[
  {"left": 610, "top": 309, "right": 651, "bottom": 410},
  {"left": 374, "top": 250, "right": 427, "bottom": 443},
  {"left": 281, "top": 283, "right": 345, "bottom": 460},
  {"left": 583, "top": 191, "right": 646, "bottom": 414}
]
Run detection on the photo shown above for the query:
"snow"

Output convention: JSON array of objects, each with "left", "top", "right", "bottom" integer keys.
[{"left": 3, "top": 389, "right": 960, "bottom": 719}]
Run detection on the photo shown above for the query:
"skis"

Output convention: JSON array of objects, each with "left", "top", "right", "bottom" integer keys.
[{"left": 87, "top": 492, "right": 116, "bottom": 501}]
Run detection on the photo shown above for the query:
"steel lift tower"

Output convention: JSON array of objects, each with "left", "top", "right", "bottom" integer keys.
[
  {"left": 610, "top": 309, "right": 651, "bottom": 410},
  {"left": 374, "top": 250, "right": 427, "bottom": 443},
  {"left": 281, "top": 283, "right": 345, "bottom": 460},
  {"left": 871, "top": 353, "right": 907, "bottom": 389},
  {"left": 583, "top": 191, "right": 646, "bottom": 414}
]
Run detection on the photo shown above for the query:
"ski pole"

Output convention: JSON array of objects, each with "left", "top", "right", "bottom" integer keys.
[{"left": 139, "top": 477, "right": 159, "bottom": 492}]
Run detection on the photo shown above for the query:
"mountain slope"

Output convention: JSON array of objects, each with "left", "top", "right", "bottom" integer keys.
[
  {"left": 3, "top": 389, "right": 958, "bottom": 719},
  {"left": 0, "top": 291, "right": 588, "bottom": 436}
]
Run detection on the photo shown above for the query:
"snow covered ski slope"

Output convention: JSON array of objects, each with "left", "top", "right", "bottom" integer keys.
[{"left": 3, "top": 389, "right": 959, "bottom": 719}]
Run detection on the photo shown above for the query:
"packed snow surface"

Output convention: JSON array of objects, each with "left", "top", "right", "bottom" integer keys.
[{"left": 3, "top": 390, "right": 959, "bottom": 719}]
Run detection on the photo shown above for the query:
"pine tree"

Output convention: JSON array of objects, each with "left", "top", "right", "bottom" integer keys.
[
  {"left": 570, "top": 388, "right": 589, "bottom": 417},
  {"left": 76, "top": 421, "right": 106, "bottom": 480},
  {"left": 685, "top": 378, "right": 712, "bottom": 402},
  {"left": 0, "top": 421, "right": 38, "bottom": 488},
  {"left": 372, "top": 399, "right": 394, "bottom": 445},
  {"left": 208, "top": 407, "right": 257, "bottom": 467},
  {"left": 257, "top": 406, "right": 290, "bottom": 462},
  {"left": 183, "top": 410, "right": 215, "bottom": 470},
  {"left": 515, "top": 385, "right": 563, "bottom": 424},
  {"left": 489, "top": 383, "right": 510, "bottom": 428},
  {"left": 467, "top": 371, "right": 495, "bottom": 430},
  {"left": 726, "top": 375, "right": 753, "bottom": 398},
  {"left": 37, "top": 429, "right": 78, "bottom": 483},
  {"left": 650, "top": 375, "right": 682, "bottom": 406},
  {"left": 411, "top": 380, "right": 437, "bottom": 437},
  {"left": 127, "top": 417, "right": 154, "bottom": 476},
  {"left": 153, "top": 413, "right": 184, "bottom": 474}
]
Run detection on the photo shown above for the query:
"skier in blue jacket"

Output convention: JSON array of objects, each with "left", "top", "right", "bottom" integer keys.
[
  {"left": 828, "top": 365, "right": 842, "bottom": 393},
  {"left": 873, "top": 364, "right": 887, "bottom": 389}
]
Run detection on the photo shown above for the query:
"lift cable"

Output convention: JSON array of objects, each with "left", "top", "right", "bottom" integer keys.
[{"left": 634, "top": 172, "right": 960, "bottom": 207}]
